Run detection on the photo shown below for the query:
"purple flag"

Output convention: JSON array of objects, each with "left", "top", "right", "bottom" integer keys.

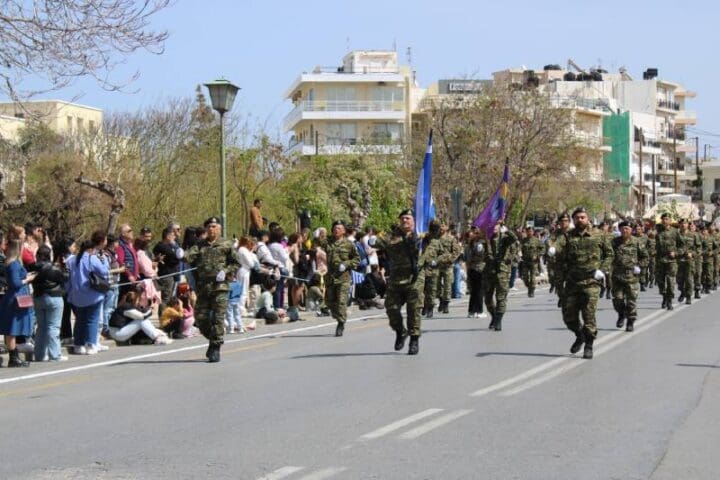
[{"left": 473, "top": 164, "right": 510, "bottom": 238}]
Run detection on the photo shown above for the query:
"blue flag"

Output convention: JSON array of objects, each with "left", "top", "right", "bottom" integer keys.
[{"left": 414, "top": 130, "right": 434, "bottom": 234}]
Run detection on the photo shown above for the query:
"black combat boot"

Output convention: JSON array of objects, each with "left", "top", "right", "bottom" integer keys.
[
  {"left": 599, "top": 286, "right": 605, "bottom": 298},
  {"left": 616, "top": 312, "right": 625, "bottom": 329},
  {"left": 685, "top": 296, "right": 691, "bottom": 305},
  {"left": 626, "top": 319, "right": 635, "bottom": 332},
  {"left": 557, "top": 298, "right": 562, "bottom": 308},
  {"left": 666, "top": 298, "right": 674, "bottom": 311},
  {"left": 394, "top": 330, "right": 407, "bottom": 351},
  {"left": 549, "top": 285, "right": 555, "bottom": 294},
  {"left": 408, "top": 336, "right": 419, "bottom": 355},
  {"left": 440, "top": 301, "right": 449, "bottom": 314},
  {"left": 421, "top": 306, "right": 427, "bottom": 316},
  {"left": 528, "top": 289, "right": 535, "bottom": 298},
  {"left": 640, "top": 283, "right": 646, "bottom": 292},
  {"left": 678, "top": 293, "right": 685, "bottom": 302},
  {"left": 488, "top": 312, "right": 496, "bottom": 330},
  {"left": 207, "top": 344, "right": 221, "bottom": 363},
  {"left": 205, "top": 345, "right": 212, "bottom": 359},
  {"left": 317, "top": 307, "right": 330, "bottom": 317},
  {"left": 583, "top": 335, "right": 594, "bottom": 359},
  {"left": 570, "top": 329, "right": 585, "bottom": 354},
  {"left": 335, "top": 323, "right": 344, "bottom": 337},
  {"left": 606, "top": 289, "right": 611, "bottom": 300},
  {"left": 8, "top": 349, "right": 29, "bottom": 368},
  {"left": 661, "top": 298, "right": 668, "bottom": 309},
  {"left": 426, "top": 307, "right": 434, "bottom": 318},
  {"left": 493, "top": 313, "right": 503, "bottom": 332},
  {"left": 695, "top": 289, "right": 701, "bottom": 299}
]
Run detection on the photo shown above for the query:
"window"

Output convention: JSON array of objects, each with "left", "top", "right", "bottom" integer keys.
[
  {"left": 372, "top": 87, "right": 404, "bottom": 103},
  {"left": 67, "top": 116, "right": 73, "bottom": 131},
  {"left": 714, "top": 179, "right": 720, "bottom": 192},
  {"left": 326, "top": 87, "right": 356, "bottom": 102},
  {"left": 371, "top": 123, "right": 403, "bottom": 142},
  {"left": 77, "top": 118, "right": 84, "bottom": 131},
  {"left": 325, "top": 123, "right": 356, "bottom": 144},
  {"left": 89, "top": 120, "right": 95, "bottom": 132}
]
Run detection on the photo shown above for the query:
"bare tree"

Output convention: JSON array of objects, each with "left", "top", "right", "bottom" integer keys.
[
  {"left": 0, "top": 0, "right": 170, "bottom": 101},
  {"left": 0, "top": 158, "right": 27, "bottom": 212},
  {"left": 75, "top": 173, "right": 126, "bottom": 233}
]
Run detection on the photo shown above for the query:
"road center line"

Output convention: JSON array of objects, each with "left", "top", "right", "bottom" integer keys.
[
  {"left": 398, "top": 409, "right": 473, "bottom": 440},
  {"left": 256, "top": 466, "right": 305, "bottom": 480},
  {"left": 296, "top": 467, "right": 347, "bottom": 480},
  {"left": 469, "top": 303, "right": 679, "bottom": 397},
  {"left": 359, "top": 408, "right": 444, "bottom": 440},
  {"left": 0, "top": 314, "right": 386, "bottom": 386}
]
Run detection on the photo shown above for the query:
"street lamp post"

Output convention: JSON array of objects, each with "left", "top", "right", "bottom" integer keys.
[{"left": 204, "top": 78, "right": 240, "bottom": 232}]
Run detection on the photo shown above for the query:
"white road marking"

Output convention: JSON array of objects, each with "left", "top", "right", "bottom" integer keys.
[
  {"left": 296, "top": 467, "right": 347, "bottom": 480},
  {"left": 470, "top": 302, "right": 682, "bottom": 397},
  {"left": 256, "top": 466, "right": 305, "bottom": 480},
  {"left": 359, "top": 408, "right": 444, "bottom": 440},
  {"left": 398, "top": 409, "right": 473, "bottom": 440},
  {"left": 501, "top": 308, "right": 674, "bottom": 396},
  {"left": 0, "top": 314, "right": 386, "bottom": 386}
]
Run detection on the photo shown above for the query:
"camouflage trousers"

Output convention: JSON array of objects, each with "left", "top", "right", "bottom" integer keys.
[
  {"left": 424, "top": 272, "right": 438, "bottom": 310},
  {"left": 612, "top": 278, "right": 639, "bottom": 322},
  {"left": 563, "top": 279, "right": 601, "bottom": 339},
  {"left": 386, "top": 276, "right": 424, "bottom": 337},
  {"left": 483, "top": 270, "right": 510, "bottom": 316},
  {"left": 647, "top": 258, "right": 656, "bottom": 286},
  {"left": 195, "top": 284, "right": 228, "bottom": 346},
  {"left": 702, "top": 259, "right": 715, "bottom": 290},
  {"left": 694, "top": 258, "right": 703, "bottom": 292},
  {"left": 436, "top": 267, "right": 453, "bottom": 302},
  {"left": 519, "top": 261, "right": 537, "bottom": 293},
  {"left": 677, "top": 261, "right": 694, "bottom": 298},
  {"left": 326, "top": 279, "right": 351, "bottom": 325},
  {"left": 638, "top": 263, "right": 649, "bottom": 286},
  {"left": 656, "top": 261, "right": 678, "bottom": 302}
]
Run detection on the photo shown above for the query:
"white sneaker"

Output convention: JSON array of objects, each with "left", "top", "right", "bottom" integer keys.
[
  {"left": 74, "top": 345, "right": 87, "bottom": 355},
  {"left": 85, "top": 344, "right": 98, "bottom": 355},
  {"left": 95, "top": 344, "right": 109, "bottom": 352},
  {"left": 50, "top": 356, "right": 68, "bottom": 362},
  {"left": 477, "top": 312, "right": 488, "bottom": 319},
  {"left": 510, "top": 287, "right": 519, "bottom": 291},
  {"left": 154, "top": 334, "right": 173, "bottom": 345}
]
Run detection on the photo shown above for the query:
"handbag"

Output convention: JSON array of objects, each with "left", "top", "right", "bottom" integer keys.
[
  {"left": 16, "top": 294, "right": 33, "bottom": 309},
  {"left": 89, "top": 272, "right": 111, "bottom": 293}
]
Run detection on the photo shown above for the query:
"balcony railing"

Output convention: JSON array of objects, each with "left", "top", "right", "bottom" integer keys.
[
  {"left": 550, "top": 96, "right": 612, "bottom": 113},
  {"left": 657, "top": 99, "right": 680, "bottom": 110},
  {"left": 284, "top": 100, "right": 405, "bottom": 131}
]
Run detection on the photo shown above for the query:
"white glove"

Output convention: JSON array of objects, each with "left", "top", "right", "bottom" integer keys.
[
  {"left": 547, "top": 246, "right": 556, "bottom": 257},
  {"left": 313, "top": 228, "right": 321, "bottom": 239},
  {"left": 475, "top": 243, "right": 484, "bottom": 253},
  {"left": 593, "top": 270, "right": 605, "bottom": 281},
  {"left": 430, "top": 260, "right": 437, "bottom": 267},
  {"left": 338, "top": 263, "right": 346, "bottom": 273},
  {"left": 216, "top": 270, "right": 226, "bottom": 282},
  {"left": 633, "top": 266, "right": 641, "bottom": 275},
  {"left": 368, "top": 235, "right": 377, "bottom": 247},
  {"left": 500, "top": 226, "right": 508, "bottom": 233},
  {"left": 175, "top": 247, "right": 184, "bottom": 259}
]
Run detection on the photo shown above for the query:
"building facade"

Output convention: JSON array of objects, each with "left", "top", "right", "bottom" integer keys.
[
  {"left": 283, "top": 51, "right": 424, "bottom": 156},
  {"left": 0, "top": 100, "right": 103, "bottom": 143}
]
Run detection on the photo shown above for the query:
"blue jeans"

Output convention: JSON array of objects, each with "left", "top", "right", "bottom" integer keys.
[
  {"left": 73, "top": 301, "right": 103, "bottom": 347},
  {"left": 102, "top": 286, "right": 119, "bottom": 330},
  {"left": 509, "top": 265, "right": 518, "bottom": 288},
  {"left": 452, "top": 261, "right": 463, "bottom": 298},
  {"left": 33, "top": 295, "right": 64, "bottom": 360}
]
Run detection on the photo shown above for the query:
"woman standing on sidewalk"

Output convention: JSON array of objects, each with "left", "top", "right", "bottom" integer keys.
[
  {"left": 0, "top": 239, "right": 37, "bottom": 367},
  {"left": 31, "top": 245, "right": 68, "bottom": 362}
]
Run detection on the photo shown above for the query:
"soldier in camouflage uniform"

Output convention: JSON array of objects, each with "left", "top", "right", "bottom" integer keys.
[
  {"left": 436, "top": 223, "right": 463, "bottom": 313},
  {"left": 646, "top": 228, "right": 657, "bottom": 288},
  {"left": 483, "top": 220, "right": 518, "bottom": 332},
  {"left": 676, "top": 219, "right": 697, "bottom": 305},
  {"left": 558, "top": 207, "right": 613, "bottom": 359},
  {"left": 611, "top": 221, "right": 647, "bottom": 331},
  {"left": 655, "top": 212, "right": 684, "bottom": 310},
  {"left": 520, "top": 226, "right": 542, "bottom": 298},
  {"left": 599, "top": 221, "right": 614, "bottom": 300},
  {"left": 713, "top": 225, "right": 720, "bottom": 289},
  {"left": 465, "top": 226, "right": 489, "bottom": 318},
  {"left": 422, "top": 221, "right": 455, "bottom": 318},
  {"left": 701, "top": 225, "right": 716, "bottom": 294},
  {"left": 690, "top": 221, "right": 703, "bottom": 300},
  {"left": 546, "top": 213, "right": 571, "bottom": 308},
  {"left": 370, "top": 209, "right": 425, "bottom": 355},
  {"left": 325, "top": 220, "right": 360, "bottom": 337},
  {"left": 184, "top": 216, "right": 241, "bottom": 363},
  {"left": 633, "top": 224, "right": 650, "bottom": 291}
]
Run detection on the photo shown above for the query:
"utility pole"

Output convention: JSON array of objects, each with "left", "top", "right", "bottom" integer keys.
[
  {"left": 695, "top": 136, "right": 701, "bottom": 201},
  {"left": 651, "top": 153, "right": 657, "bottom": 207},
  {"left": 638, "top": 128, "right": 644, "bottom": 214},
  {"left": 672, "top": 125, "right": 678, "bottom": 194}
]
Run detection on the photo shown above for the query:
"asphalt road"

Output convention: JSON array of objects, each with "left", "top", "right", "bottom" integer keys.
[{"left": 1, "top": 284, "right": 719, "bottom": 480}]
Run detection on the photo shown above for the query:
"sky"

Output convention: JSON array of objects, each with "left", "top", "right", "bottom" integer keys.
[{"left": 17, "top": 0, "right": 720, "bottom": 153}]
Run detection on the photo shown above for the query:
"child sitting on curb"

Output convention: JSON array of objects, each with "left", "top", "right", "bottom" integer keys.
[{"left": 255, "top": 277, "right": 287, "bottom": 324}]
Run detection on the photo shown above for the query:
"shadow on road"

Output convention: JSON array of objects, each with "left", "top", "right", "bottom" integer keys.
[
  {"left": 292, "top": 352, "right": 399, "bottom": 359},
  {"left": 476, "top": 351, "right": 567, "bottom": 359},
  {"left": 676, "top": 363, "right": 720, "bottom": 368}
]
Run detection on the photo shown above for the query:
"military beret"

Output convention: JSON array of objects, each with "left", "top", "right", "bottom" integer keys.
[
  {"left": 204, "top": 216, "right": 221, "bottom": 227},
  {"left": 331, "top": 219, "right": 346, "bottom": 229},
  {"left": 557, "top": 213, "right": 570, "bottom": 222},
  {"left": 618, "top": 221, "right": 630, "bottom": 229},
  {"left": 571, "top": 206, "right": 587, "bottom": 217},
  {"left": 660, "top": 212, "right": 672, "bottom": 219},
  {"left": 398, "top": 208, "right": 415, "bottom": 218}
]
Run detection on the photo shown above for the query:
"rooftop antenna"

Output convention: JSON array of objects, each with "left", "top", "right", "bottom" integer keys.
[
  {"left": 346, "top": 36, "right": 350, "bottom": 52},
  {"left": 406, "top": 46, "right": 412, "bottom": 66},
  {"left": 392, "top": 38, "right": 397, "bottom": 52}
]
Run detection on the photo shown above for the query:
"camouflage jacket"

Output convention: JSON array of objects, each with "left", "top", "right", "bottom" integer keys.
[
  {"left": 421, "top": 235, "right": 453, "bottom": 276},
  {"left": 466, "top": 239, "right": 488, "bottom": 273},
  {"left": 646, "top": 235, "right": 657, "bottom": 259},
  {"left": 559, "top": 226, "right": 613, "bottom": 282},
  {"left": 677, "top": 230, "right": 699, "bottom": 262},
  {"left": 702, "top": 234, "right": 717, "bottom": 261},
  {"left": 438, "top": 234, "right": 463, "bottom": 268},
  {"left": 325, "top": 237, "right": 360, "bottom": 284},
  {"left": 520, "top": 236, "right": 543, "bottom": 264},
  {"left": 611, "top": 236, "right": 647, "bottom": 283},
  {"left": 633, "top": 234, "right": 650, "bottom": 267},
  {"left": 656, "top": 226, "right": 684, "bottom": 263},
  {"left": 374, "top": 231, "right": 422, "bottom": 286},
  {"left": 185, "top": 237, "right": 241, "bottom": 291},
  {"left": 484, "top": 230, "right": 518, "bottom": 275}
]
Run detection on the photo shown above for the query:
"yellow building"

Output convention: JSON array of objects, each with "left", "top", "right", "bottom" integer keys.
[
  {"left": 0, "top": 99, "right": 103, "bottom": 142},
  {"left": 283, "top": 51, "right": 424, "bottom": 156}
]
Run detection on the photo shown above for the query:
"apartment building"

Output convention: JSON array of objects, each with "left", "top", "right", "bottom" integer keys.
[
  {"left": 283, "top": 50, "right": 424, "bottom": 156},
  {"left": 0, "top": 99, "right": 103, "bottom": 142}
]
